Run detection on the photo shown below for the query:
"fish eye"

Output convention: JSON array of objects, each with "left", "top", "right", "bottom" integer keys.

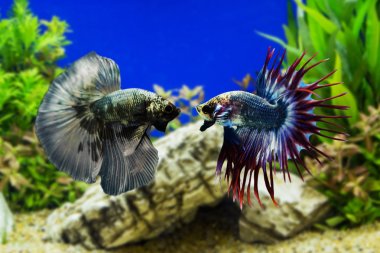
[
  {"left": 202, "top": 105, "right": 213, "bottom": 114},
  {"left": 164, "top": 104, "right": 173, "bottom": 113}
]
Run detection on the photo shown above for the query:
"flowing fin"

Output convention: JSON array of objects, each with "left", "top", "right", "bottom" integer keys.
[
  {"left": 114, "top": 124, "right": 150, "bottom": 156},
  {"left": 99, "top": 124, "right": 158, "bottom": 195},
  {"left": 217, "top": 48, "right": 348, "bottom": 208},
  {"left": 35, "top": 52, "right": 120, "bottom": 183},
  {"left": 218, "top": 127, "right": 279, "bottom": 207},
  {"left": 224, "top": 127, "right": 241, "bottom": 146}
]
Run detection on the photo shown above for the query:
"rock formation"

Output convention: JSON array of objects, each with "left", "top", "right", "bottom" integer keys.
[
  {"left": 45, "top": 122, "right": 227, "bottom": 249},
  {"left": 239, "top": 172, "right": 330, "bottom": 243}
]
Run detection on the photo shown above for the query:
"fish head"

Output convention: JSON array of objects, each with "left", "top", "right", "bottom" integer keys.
[
  {"left": 196, "top": 98, "right": 218, "bottom": 122},
  {"left": 196, "top": 94, "right": 233, "bottom": 131},
  {"left": 196, "top": 94, "right": 232, "bottom": 120},
  {"left": 149, "top": 96, "right": 181, "bottom": 132}
]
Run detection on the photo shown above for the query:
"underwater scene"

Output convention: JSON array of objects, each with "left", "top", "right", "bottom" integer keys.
[{"left": 1, "top": 0, "right": 380, "bottom": 252}]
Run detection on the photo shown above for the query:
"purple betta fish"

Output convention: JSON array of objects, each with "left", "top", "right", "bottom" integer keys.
[{"left": 196, "top": 48, "right": 348, "bottom": 208}]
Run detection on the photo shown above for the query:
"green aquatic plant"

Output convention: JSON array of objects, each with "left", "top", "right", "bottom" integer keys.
[
  {"left": 0, "top": 0, "right": 69, "bottom": 76},
  {"left": 0, "top": 0, "right": 86, "bottom": 211},
  {"left": 259, "top": 0, "right": 380, "bottom": 127},
  {"left": 0, "top": 68, "right": 50, "bottom": 134},
  {"left": 153, "top": 84, "right": 204, "bottom": 131},
  {"left": 0, "top": 0, "right": 69, "bottom": 134},
  {"left": 306, "top": 106, "right": 380, "bottom": 228}
]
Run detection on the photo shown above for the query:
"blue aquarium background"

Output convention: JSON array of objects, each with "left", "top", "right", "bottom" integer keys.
[
  {"left": 1, "top": 0, "right": 380, "bottom": 251},
  {"left": 2, "top": 0, "right": 287, "bottom": 98}
]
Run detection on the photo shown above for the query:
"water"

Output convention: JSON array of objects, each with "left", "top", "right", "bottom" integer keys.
[{"left": 1, "top": 0, "right": 287, "bottom": 99}]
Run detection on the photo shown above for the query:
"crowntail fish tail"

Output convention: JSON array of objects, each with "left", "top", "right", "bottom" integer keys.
[{"left": 217, "top": 48, "right": 349, "bottom": 208}]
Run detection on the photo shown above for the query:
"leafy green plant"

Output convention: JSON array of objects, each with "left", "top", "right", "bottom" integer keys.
[
  {"left": 306, "top": 106, "right": 380, "bottom": 228},
  {"left": 0, "top": 0, "right": 86, "bottom": 211},
  {"left": 0, "top": 0, "right": 68, "bottom": 76},
  {"left": 0, "top": 0, "right": 69, "bottom": 134},
  {"left": 153, "top": 84, "right": 204, "bottom": 131},
  {"left": 259, "top": 0, "right": 380, "bottom": 127},
  {"left": 0, "top": 68, "right": 49, "bottom": 134}
]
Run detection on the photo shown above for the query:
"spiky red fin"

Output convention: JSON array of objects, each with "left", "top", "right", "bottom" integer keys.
[
  {"left": 216, "top": 48, "right": 348, "bottom": 208},
  {"left": 217, "top": 127, "right": 283, "bottom": 208}
]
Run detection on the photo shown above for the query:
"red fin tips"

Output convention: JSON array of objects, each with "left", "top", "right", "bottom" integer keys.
[{"left": 246, "top": 169, "right": 254, "bottom": 207}]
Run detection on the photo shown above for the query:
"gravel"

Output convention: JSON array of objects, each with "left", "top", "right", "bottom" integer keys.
[{"left": 1, "top": 199, "right": 379, "bottom": 253}]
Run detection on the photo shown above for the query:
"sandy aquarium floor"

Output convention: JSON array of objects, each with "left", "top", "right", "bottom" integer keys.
[{"left": 1, "top": 200, "right": 380, "bottom": 253}]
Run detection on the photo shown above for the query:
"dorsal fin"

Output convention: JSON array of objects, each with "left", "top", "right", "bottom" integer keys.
[
  {"left": 70, "top": 52, "right": 121, "bottom": 98},
  {"left": 254, "top": 48, "right": 325, "bottom": 104}
]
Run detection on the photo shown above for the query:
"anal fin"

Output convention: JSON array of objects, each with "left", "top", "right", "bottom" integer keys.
[
  {"left": 99, "top": 123, "right": 158, "bottom": 195},
  {"left": 224, "top": 127, "right": 241, "bottom": 146}
]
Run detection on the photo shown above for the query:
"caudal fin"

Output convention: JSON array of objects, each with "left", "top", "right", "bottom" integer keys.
[{"left": 35, "top": 52, "right": 121, "bottom": 183}]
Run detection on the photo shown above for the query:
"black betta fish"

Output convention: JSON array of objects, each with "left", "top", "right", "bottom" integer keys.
[
  {"left": 36, "top": 52, "right": 180, "bottom": 195},
  {"left": 196, "top": 48, "right": 348, "bottom": 208}
]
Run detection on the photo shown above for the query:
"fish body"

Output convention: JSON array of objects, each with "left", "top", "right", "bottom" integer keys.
[
  {"left": 36, "top": 52, "right": 180, "bottom": 195},
  {"left": 91, "top": 88, "right": 179, "bottom": 129},
  {"left": 196, "top": 49, "right": 348, "bottom": 208},
  {"left": 197, "top": 90, "right": 287, "bottom": 130}
]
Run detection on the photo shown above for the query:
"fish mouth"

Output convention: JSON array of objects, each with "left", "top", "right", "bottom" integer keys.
[
  {"left": 196, "top": 103, "right": 216, "bottom": 131},
  {"left": 167, "top": 107, "right": 180, "bottom": 120},
  {"left": 196, "top": 105, "right": 202, "bottom": 114}
]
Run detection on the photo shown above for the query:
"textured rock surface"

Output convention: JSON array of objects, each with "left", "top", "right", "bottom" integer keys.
[
  {"left": 45, "top": 121, "right": 227, "bottom": 249},
  {"left": 239, "top": 172, "right": 330, "bottom": 243},
  {"left": 0, "top": 192, "right": 13, "bottom": 243}
]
